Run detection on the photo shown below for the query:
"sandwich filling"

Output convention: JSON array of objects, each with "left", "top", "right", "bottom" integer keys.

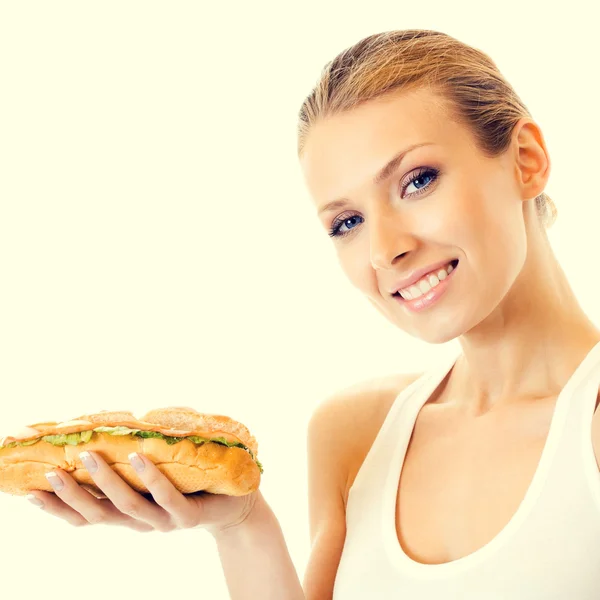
[{"left": 1, "top": 426, "right": 263, "bottom": 473}]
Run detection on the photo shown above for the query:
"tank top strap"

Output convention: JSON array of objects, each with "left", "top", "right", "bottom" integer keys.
[
  {"left": 381, "top": 348, "right": 461, "bottom": 438},
  {"left": 348, "top": 349, "right": 460, "bottom": 499}
]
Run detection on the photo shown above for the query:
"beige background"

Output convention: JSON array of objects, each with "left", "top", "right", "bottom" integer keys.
[{"left": 1, "top": 1, "right": 599, "bottom": 596}]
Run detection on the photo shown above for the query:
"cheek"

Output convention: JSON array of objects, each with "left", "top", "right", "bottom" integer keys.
[
  {"left": 459, "top": 191, "right": 528, "bottom": 301},
  {"left": 443, "top": 184, "right": 498, "bottom": 254},
  {"left": 337, "top": 246, "right": 378, "bottom": 295}
]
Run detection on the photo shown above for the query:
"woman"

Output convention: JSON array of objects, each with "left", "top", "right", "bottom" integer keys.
[{"left": 25, "top": 30, "right": 600, "bottom": 599}]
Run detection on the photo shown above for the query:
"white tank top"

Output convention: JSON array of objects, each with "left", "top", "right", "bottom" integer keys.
[{"left": 333, "top": 341, "right": 600, "bottom": 599}]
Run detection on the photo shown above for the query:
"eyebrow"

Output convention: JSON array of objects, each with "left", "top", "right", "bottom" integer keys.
[{"left": 317, "top": 142, "right": 435, "bottom": 216}]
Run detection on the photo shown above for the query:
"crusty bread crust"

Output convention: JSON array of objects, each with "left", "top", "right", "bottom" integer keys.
[
  {"left": 0, "top": 408, "right": 261, "bottom": 497},
  {"left": 5, "top": 407, "right": 258, "bottom": 456},
  {"left": 139, "top": 407, "right": 258, "bottom": 456},
  {"left": 0, "top": 433, "right": 261, "bottom": 496}
]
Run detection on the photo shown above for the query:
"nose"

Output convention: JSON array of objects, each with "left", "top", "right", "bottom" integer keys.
[{"left": 369, "top": 208, "right": 416, "bottom": 270}]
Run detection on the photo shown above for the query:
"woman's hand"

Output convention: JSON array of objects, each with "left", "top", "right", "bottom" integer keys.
[{"left": 25, "top": 450, "right": 260, "bottom": 536}]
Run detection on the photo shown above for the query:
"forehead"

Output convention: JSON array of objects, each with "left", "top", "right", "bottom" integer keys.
[{"left": 300, "top": 87, "right": 468, "bottom": 205}]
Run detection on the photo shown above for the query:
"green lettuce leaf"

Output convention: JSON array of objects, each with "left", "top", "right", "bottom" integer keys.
[
  {"left": 42, "top": 433, "right": 82, "bottom": 446},
  {"left": 1, "top": 426, "right": 264, "bottom": 473}
]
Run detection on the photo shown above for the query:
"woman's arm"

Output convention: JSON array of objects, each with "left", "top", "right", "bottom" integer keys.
[
  {"left": 212, "top": 386, "right": 353, "bottom": 600},
  {"left": 213, "top": 372, "right": 423, "bottom": 599},
  {"left": 212, "top": 489, "right": 305, "bottom": 600},
  {"left": 301, "top": 392, "right": 350, "bottom": 599},
  {"left": 302, "top": 372, "right": 423, "bottom": 599}
]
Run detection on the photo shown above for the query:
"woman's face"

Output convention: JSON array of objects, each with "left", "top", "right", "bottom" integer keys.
[{"left": 300, "top": 87, "right": 534, "bottom": 344}]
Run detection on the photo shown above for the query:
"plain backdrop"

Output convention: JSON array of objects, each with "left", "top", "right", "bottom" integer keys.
[{"left": 1, "top": 1, "right": 599, "bottom": 596}]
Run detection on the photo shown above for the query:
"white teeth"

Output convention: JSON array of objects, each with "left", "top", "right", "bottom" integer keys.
[
  {"left": 398, "top": 262, "right": 455, "bottom": 301},
  {"left": 418, "top": 279, "right": 431, "bottom": 294}
]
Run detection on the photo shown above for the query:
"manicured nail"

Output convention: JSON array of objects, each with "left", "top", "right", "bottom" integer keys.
[
  {"left": 79, "top": 451, "right": 98, "bottom": 474},
  {"left": 26, "top": 494, "right": 43, "bottom": 507},
  {"left": 45, "top": 472, "right": 64, "bottom": 491},
  {"left": 128, "top": 452, "right": 145, "bottom": 473}
]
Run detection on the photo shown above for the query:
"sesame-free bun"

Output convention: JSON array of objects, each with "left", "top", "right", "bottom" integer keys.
[{"left": 0, "top": 407, "right": 261, "bottom": 497}]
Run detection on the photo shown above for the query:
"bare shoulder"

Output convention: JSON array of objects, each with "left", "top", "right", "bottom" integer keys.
[
  {"left": 307, "top": 370, "right": 424, "bottom": 511},
  {"left": 303, "top": 370, "right": 423, "bottom": 599}
]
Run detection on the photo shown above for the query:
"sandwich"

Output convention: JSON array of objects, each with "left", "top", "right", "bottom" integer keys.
[{"left": 0, "top": 407, "right": 263, "bottom": 497}]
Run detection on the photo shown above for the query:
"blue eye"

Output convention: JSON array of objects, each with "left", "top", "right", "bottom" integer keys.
[
  {"left": 328, "top": 214, "right": 364, "bottom": 238},
  {"left": 401, "top": 167, "right": 438, "bottom": 196},
  {"left": 327, "top": 167, "right": 440, "bottom": 239}
]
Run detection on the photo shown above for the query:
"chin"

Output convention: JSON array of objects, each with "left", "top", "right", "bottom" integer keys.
[
  {"left": 398, "top": 317, "right": 466, "bottom": 345},
  {"left": 379, "top": 304, "right": 466, "bottom": 345}
]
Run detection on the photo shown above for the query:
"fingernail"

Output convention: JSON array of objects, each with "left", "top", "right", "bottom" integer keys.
[
  {"left": 128, "top": 452, "right": 145, "bottom": 473},
  {"left": 26, "top": 494, "right": 43, "bottom": 507},
  {"left": 79, "top": 451, "right": 98, "bottom": 474},
  {"left": 45, "top": 472, "right": 64, "bottom": 491}
]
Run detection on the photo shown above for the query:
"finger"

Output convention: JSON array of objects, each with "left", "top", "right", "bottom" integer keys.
[
  {"left": 28, "top": 488, "right": 155, "bottom": 532},
  {"left": 127, "top": 452, "right": 201, "bottom": 529},
  {"left": 44, "top": 470, "right": 123, "bottom": 526},
  {"left": 79, "top": 451, "right": 175, "bottom": 532},
  {"left": 26, "top": 490, "right": 89, "bottom": 527}
]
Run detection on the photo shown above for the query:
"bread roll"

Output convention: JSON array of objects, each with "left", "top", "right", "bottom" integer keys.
[{"left": 0, "top": 407, "right": 262, "bottom": 497}]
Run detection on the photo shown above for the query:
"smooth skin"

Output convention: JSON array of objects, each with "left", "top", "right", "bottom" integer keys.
[
  {"left": 299, "top": 86, "right": 600, "bottom": 596},
  {"left": 28, "top": 451, "right": 259, "bottom": 536},
  {"left": 28, "top": 450, "right": 303, "bottom": 599},
  {"left": 25, "top": 86, "right": 600, "bottom": 600}
]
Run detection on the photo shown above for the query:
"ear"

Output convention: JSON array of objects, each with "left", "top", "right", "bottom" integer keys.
[{"left": 512, "top": 118, "right": 551, "bottom": 202}]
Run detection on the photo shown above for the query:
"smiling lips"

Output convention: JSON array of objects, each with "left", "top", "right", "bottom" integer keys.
[
  {"left": 391, "top": 259, "right": 458, "bottom": 300},
  {"left": 396, "top": 261, "right": 455, "bottom": 301}
]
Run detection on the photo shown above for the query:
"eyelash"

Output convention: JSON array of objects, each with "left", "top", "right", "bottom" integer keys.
[{"left": 327, "top": 166, "right": 440, "bottom": 239}]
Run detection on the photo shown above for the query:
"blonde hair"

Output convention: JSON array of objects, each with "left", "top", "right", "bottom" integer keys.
[{"left": 297, "top": 29, "right": 557, "bottom": 229}]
